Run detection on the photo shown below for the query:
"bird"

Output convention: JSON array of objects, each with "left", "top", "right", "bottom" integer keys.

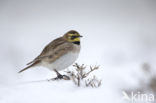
[{"left": 18, "top": 30, "right": 82, "bottom": 80}]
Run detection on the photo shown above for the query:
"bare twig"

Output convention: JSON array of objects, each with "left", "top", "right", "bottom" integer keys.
[
  {"left": 83, "top": 66, "right": 99, "bottom": 78},
  {"left": 66, "top": 63, "right": 101, "bottom": 87}
]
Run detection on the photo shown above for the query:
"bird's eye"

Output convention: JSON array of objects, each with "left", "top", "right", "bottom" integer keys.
[{"left": 71, "top": 36, "right": 78, "bottom": 40}]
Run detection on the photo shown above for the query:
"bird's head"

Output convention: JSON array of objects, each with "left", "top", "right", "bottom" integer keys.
[{"left": 63, "top": 30, "right": 82, "bottom": 45}]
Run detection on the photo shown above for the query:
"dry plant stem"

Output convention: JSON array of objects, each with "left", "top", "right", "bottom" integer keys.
[
  {"left": 77, "top": 75, "right": 80, "bottom": 87},
  {"left": 83, "top": 66, "right": 99, "bottom": 78},
  {"left": 47, "top": 63, "right": 101, "bottom": 88},
  {"left": 69, "top": 63, "right": 101, "bottom": 87},
  {"left": 98, "top": 80, "right": 102, "bottom": 87},
  {"left": 85, "top": 76, "right": 102, "bottom": 87},
  {"left": 70, "top": 71, "right": 78, "bottom": 85}
]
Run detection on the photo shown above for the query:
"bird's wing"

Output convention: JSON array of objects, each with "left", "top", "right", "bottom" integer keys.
[
  {"left": 27, "top": 37, "right": 72, "bottom": 65},
  {"left": 19, "top": 37, "right": 73, "bottom": 73}
]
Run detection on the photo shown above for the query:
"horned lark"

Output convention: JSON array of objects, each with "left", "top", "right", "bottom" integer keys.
[{"left": 18, "top": 30, "right": 82, "bottom": 80}]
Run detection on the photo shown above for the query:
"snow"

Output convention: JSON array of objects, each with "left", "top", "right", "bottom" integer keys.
[{"left": 0, "top": 0, "right": 156, "bottom": 103}]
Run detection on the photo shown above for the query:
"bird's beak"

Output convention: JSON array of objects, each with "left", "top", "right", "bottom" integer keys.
[{"left": 79, "top": 35, "right": 83, "bottom": 38}]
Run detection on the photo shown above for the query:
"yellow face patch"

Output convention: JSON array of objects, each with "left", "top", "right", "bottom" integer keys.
[
  {"left": 67, "top": 33, "right": 81, "bottom": 42},
  {"left": 71, "top": 37, "right": 80, "bottom": 41}
]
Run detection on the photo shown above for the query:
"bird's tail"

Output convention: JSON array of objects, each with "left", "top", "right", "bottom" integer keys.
[{"left": 18, "top": 61, "right": 40, "bottom": 73}]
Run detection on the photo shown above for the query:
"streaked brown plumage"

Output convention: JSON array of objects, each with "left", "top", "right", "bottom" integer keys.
[{"left": 18, "top": 30, "right": 82, "bottom": 79}]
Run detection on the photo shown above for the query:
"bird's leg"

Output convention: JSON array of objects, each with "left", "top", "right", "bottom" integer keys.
[
  {"left": 54, "top": 69, "right": 63, "bottom": 79},
  {"left": 50, "top": 69, "right": 70, "bottom": 80}
]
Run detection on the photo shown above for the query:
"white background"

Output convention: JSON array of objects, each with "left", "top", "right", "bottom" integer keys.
[{"left": 0, "top": 0, "right": 156, "bottom": 103}]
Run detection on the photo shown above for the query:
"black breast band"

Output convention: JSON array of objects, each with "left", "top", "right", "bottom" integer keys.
[{"left": 72, "top": 41, "right": 80, "bottom": 45}]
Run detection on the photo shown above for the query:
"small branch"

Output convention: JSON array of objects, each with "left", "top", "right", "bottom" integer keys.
[
  {"left": 66, "top": 63, "right": 102, "bottom": 88},
  {"left": 83, "top": 66, "right": 99, "bottom": 78}
]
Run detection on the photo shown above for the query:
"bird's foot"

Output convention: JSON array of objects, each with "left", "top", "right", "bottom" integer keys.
[{"left": 48, "top": 74, "right": 70, "bottom": 81}]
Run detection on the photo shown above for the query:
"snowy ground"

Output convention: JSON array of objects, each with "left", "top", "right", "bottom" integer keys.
[{"left": 0, "top": 0, "right": 156, "bottom": 103}]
